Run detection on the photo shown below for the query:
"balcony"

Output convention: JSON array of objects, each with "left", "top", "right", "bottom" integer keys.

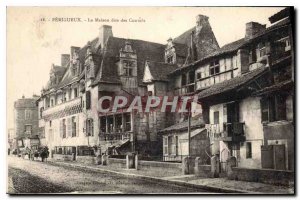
[
  {"left": 206, "top": 122, "right": 245, "bottom": 142},
  {"left": 99, "top": 132, "right": 132, "bottom": 142},
  {"left": 43, "top": 97, "right": 82, "bottom": 121}
]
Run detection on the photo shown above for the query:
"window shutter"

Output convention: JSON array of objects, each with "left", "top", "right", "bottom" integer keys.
[
  {"left": 92, "top": 119, "right": 94, "bottom": 136},
  {"left": 86, "top": 91, "right": 91, "bottom": 110},
  {"left": 59, "top": 120, "right": 63, "bottom": 138},
  {"left": 76, "top": 116, "right": 79, "bottom": 137},
  {"left": 67, "top": 118, "right": 72, "bottom": 137},
  {"left": 86, "top": 120, "right": 89, "bottom": 136},
  {"left": 84, "top": 120, "right": 87, "bottom": 136}
]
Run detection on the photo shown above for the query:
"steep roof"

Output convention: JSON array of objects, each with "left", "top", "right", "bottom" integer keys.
[
  {"left": 173, "top": 27, "right": 195, "bottom": 45},
  {"left": 197, "top": 66, "right": 269, "bottom": 100},
  {"left": 173, "top": 42, "right": 189, "bottom": 58},
  {"left": 145, "top": 61, "right": 179, "bottom": 82},
  {"left": 94, "top": 37, "right": 166, "bottom": 85},
  {"left": 44, "top": 37, "right": 100, "bottom": 91}
]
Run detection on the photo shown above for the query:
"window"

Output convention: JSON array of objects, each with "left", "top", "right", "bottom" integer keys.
[
  {"left": 259, "top": 47, "right": 267, "bottom": 57},
  {"left": 246, "top": 142, "right": 252, "bottom": 159},
  {"left": 25, "top": 110, "right": 32, "bottom": 120},
  {"left": 86, "top": 118, "right": 94, "bottom": 136},
  {"left": 171, "top": 136, "right": 179, "bottom": 155},
  {"left": 72, "top": 66, "right": 77, "bottom": 76},
  {"left": 100, "top": 116, "right": 106, "bottom": 132},
  {"left": 40, "top": 107, "right": 44, "bottom": 118},
  {"left": 181, "top": 74, "right": 187, "bottom": 86},
  {"left": 123, "top": 60, "right": 134, "bottom": 76},
  {"left": 62, "top": 119, "right": 66, "bottom": 138},
  {"left": 72, "top": 116, "right": 77, "bottom": 137},
  {"left": 115, "top": 115, "right": 123, "bottom": 132},
  {"left": 188, "top": 71, "right": 195, "bottom": 84},
  {"left": 51, "top": 99, "right": 54, "bottom": 107},
  {"left": 25, "top": 125, "right": 32, "bottom": 135},
  {"left": 86, "top": 91, "right": 91, "bottom": 109},
  {"left": 124, "top": 113, "right": 131, "bottom": 132},
  {"left": 196, "top": 72, "right": 202, "bottom": 80},
  {"left": 210, "top": 61, "right": 220, "bottom": 75},
  {"left": 49, "top": 120, "right": 52, "bottom": 127},
  {"left": 163, "top": 137, "right": 168, "bottom": 155},
  {"left": 167, "top": 56, "right": 173, "bottom": 64},
  {"left": 63, "top": 92, "right": 67, "bottom": 102},
  {"left": 249, "top": 48, "right": 257, "bottom": 63},
  {"left": 74, "top": 88, "right": 78, "bottom": 98},
  {"left": 261, "top": 95, "right": 287, "bottom": 122},
  {"left": 214, "top": 111, "right": 220, "bottom": 124}
]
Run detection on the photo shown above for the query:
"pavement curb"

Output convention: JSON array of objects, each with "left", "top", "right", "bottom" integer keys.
[{"left": 48, "top": 160, "right": 248, "bottom": 194}]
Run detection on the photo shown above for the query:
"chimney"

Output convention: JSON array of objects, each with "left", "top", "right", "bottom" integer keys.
[
  {"left": 245, "top": 22, "right": 266, "bottom": 39},
  {"left": 61, "top": 54, "right": 70, "bottom": 67},
  {"left": 195, "top": 14, "right": 209, "bottom": 34},
  {"left": 98, "top": 25, "right": 113, "bottom": 48}
]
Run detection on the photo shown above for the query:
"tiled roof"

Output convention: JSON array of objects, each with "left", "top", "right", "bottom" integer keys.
[
  {"left": 146, "top": 61, "right": 179, "bottom": 82},
  {"left": 44, "top": 38, "right": 100, "bottom": 91},
  {"left": 253, "top": 80, "right": 293, "bottom": 96},
  {"left": 173, "top": 27, "right": 195, "bottom": 45},
  {"left": 197, "top": 66, "right": 269, "bottom": 100},
  {"left": 159, "top": 116, "right": 204, "bottom": 133},
  {"left": 94, "top": 37, "right": 166, "bottom": 85},
  {"left": 173, "top": 42, "right": 189, "bottom": 58}
]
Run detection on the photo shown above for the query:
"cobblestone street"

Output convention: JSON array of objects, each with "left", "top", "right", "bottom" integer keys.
[{"left": 7, "top": 156, "right": 214, "bottom": 194}]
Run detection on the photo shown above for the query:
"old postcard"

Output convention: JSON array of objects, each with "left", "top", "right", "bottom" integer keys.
[{"left": 6, "top": 6, "right": 295, "bottom": 194}]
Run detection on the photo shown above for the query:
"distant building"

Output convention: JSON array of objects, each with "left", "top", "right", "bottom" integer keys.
[{"left": 14, "top": 95, "right": 40, "bottom": 150}]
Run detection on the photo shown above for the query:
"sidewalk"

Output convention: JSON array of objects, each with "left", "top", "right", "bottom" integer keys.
[{"left": 49, "top": 159, "right": 294, "bottom": 194}]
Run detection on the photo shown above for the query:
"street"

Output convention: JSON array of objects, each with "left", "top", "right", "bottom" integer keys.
[{"left": 7, "top": 156, "right": 213, "bottom": 194}]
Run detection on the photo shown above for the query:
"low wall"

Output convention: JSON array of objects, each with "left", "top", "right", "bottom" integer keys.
[
  {"left": 108, "top": 158, "right": 127, "bottom": 168},
  {"left": 53, "top": 154, "right": 73, "bottom": 161},
  {"left": 138, "top": 160, "right": 182, "bottom": 176},
  {"left": 76, "top": 156, "right": 95, "bottom": 165},
  {"left": 228, "top": 167, "right": 294, "bottom": 186}
]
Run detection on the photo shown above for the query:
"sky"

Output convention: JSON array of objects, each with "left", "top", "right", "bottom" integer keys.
[{"left": 7, "top": 6, "right": 284, "bottom": 129}]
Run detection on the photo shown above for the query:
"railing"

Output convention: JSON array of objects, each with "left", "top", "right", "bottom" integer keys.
[
  {"left": 206, "top": 122, "right": 245, "bottom": 141},
  {"left": 43, "top": 97, "right": 82, "bottom": 119},
  {"left": 100, "top": 132, "right": 132, "bottom": 141}
]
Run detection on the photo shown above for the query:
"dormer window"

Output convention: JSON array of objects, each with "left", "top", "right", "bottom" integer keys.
[
  {"left": 123, "top": 60, "right": 134, "bottom": 76},
  {"left": 72, "top": 66, "right": 78, "bottom": 76},
  {"left": 167, "top": 56, "right": 174, "bottom": 64}
]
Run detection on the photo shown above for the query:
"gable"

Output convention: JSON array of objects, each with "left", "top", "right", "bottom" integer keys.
[{"left": 143, "top": 64, "right": 154, "bottom": 83}]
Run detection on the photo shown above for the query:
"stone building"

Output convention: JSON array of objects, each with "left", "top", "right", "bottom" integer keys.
[
  {"left": 164, "top": 7, "right": 294, "bottom": 171},
  {"left": 37, "top": 13, "right": 216, "bottom": 159},
  {"left": 37, "top": 8, "right": 294, "bottom": 170},
  {"left": 13, "top": 95, "right": 40, "bottom": 151}
]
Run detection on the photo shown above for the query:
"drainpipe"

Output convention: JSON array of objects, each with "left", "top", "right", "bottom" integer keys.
[{"left": 188, "top": 108, "right": 191, "bottom": 156}]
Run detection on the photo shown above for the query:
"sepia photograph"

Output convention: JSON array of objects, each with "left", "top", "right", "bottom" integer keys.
[{"left": 6, "top": 6, "right": 295, "bottom": 195}]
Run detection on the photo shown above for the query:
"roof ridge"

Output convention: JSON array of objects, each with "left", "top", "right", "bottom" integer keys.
[{"left": 110, "top": 36, "right": 165, "bottom": 46}]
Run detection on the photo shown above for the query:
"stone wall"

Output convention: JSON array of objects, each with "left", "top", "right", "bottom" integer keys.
[
  {"left": 76, "top": 155, "right": 95, "bottom": 165},
  {"left": 53, "top": 154, "right": 73, "bottom": 161},
  {"left": 228, "top": 167, "right": 294, "bottom": 186},
  {"left": 138, "top": 160, "right": 182, "bottom": 176},
  {"left": 108, "top": 158, "right": 127, "bottom": 168}
]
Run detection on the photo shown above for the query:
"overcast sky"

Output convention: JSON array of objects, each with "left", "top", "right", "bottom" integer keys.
[{"left": 7, "top": 7, "right": 284, "bottom": 129}]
